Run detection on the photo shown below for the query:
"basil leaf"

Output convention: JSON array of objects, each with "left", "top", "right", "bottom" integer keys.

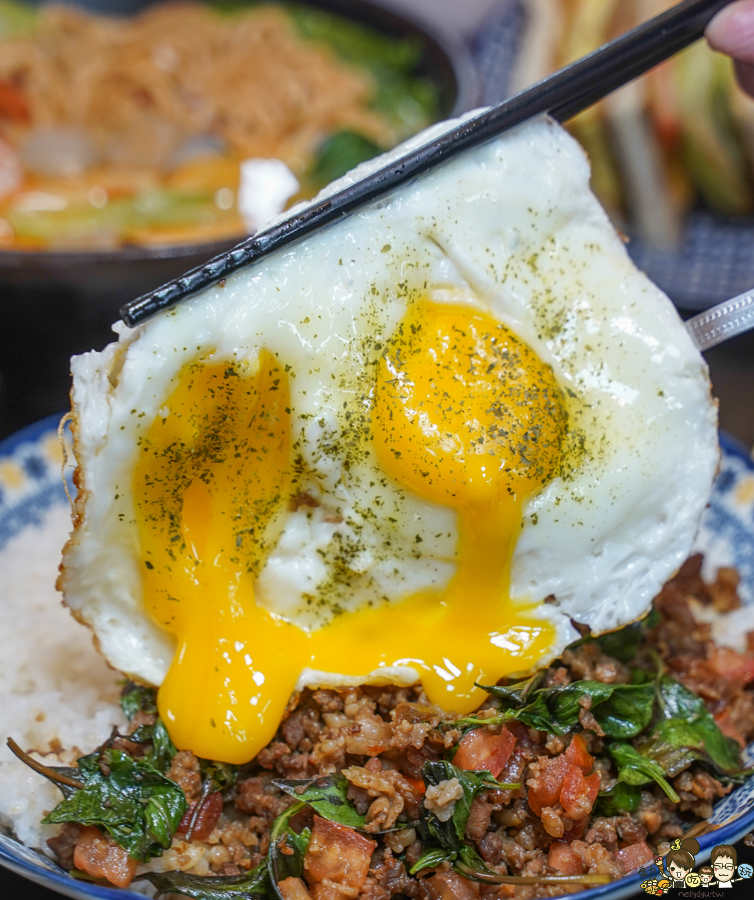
[
  {"left": 608, "top": 743, "right": 680, "bottom": 802},
  {"left": 593, "top": 781, "right": 642, "bottom": 817},
  {"left": 200, "top": 759, "right": 239, "bottom": 793},
  {"left": 268, "top": 801, "right": 310, "bottom": 900},
  {"left": 408, "top": 845, "right": 457, "bottom": 875},
  {"left": 645, "top": 676, "right": 748, "bottom": 779},
  {"left": 140, "top": 861, "right": 271, "bottom": 900},
  {"left": 419, "top": 761, "right": 512, "bottom": 851},
  {"left": 120, "top": 682, "right": 158, "bottom": 720},
  {"left": 476, "top": 679, "right": 655, "bottom": 738},
  {"left": 542, "top": 682, "right": 653, "bottom": 738},
  {"left": 43, "top": 748, "right": 188, "bottom": 862},
  {"left": 272, "top": 774, "right": 367, "bottom": 829},
  {"left": 477, "top": 671, "right": 546, "bottom": 708},
  {"left": 455, "top": 843, "right": 499, "bottom": 880}
]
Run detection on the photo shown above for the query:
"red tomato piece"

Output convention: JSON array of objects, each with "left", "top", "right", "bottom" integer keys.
[
  {"left": 527, "top": 754, "right": 569, "bottom": 817},
  {"left": 73, "top": 826, "right": 138, "bottom": 888},
  {"left": 565, "top": 733, "right": 593, "bottom": 771},
  {"left": 177, "top": 791, "right": 223, "bottom": 841},
  {"left": 304, "top": 816, "right": 377, "bottom": 891},
  {"left": 453, "top": 727, "right": 516, "bottom": 778},
  {"left": 708, "top": 646, "right": 754, "bottom": 688},
  {"left": 548, "top": 840, "right": 586, "bottom": 875},
  {"left": 560, "top": 765, "right": 600, "bottom": 820},
  {"left": 616, "top": 841, "right": 655, "bottom": 873}
]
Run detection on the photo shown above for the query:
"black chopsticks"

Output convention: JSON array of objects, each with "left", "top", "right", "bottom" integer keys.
[{"left": 121, "top": 0, "right": 734, "bottom": 327}]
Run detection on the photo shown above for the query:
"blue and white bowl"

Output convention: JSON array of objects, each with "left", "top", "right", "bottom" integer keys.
[{"left": 0, "top": 416, "right": 753, "bottom": 899}]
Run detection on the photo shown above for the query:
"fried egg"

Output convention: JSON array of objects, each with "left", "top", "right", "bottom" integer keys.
[{"left": 59, "top": 116, "right": 718, "bottom": 764}]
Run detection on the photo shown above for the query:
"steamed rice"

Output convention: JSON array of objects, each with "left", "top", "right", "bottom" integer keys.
[{"left": 0, "top": 503, "right": 124, "bottom": 853}]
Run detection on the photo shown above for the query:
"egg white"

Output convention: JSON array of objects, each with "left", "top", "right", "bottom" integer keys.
[{"left": 60, "top": 114, "right": 718, "bottom": 692}]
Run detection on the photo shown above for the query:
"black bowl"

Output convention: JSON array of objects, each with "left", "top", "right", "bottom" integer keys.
[{"left": 0, "top": 0, "right": 478, "bottom": 438}]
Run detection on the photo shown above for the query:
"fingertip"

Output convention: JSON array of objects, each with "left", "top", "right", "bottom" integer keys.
[{"left": 706, "top": 0, "right": 754, "bottom": 61}]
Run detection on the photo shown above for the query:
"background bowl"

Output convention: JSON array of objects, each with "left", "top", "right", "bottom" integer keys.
[{"left": 0, "top": 0, "right": 478, "bottom": 439}]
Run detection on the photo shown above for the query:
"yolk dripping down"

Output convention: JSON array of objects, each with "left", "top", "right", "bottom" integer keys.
[{"left": 134, "top": 302, "right": 567, "bottom": 764}]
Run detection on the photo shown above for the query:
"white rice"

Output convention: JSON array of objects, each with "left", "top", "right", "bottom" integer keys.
[{"left": 0, "top": 503, "right": 125, "bottom": 853}]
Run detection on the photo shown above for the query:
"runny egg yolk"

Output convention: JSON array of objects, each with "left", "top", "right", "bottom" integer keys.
[{"left": 134, "top": 301, "right": 567, "bottom": 763}]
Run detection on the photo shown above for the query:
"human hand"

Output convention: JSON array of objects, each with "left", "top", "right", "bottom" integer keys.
[{"left": 707, "top": 0, "right": 754, "bottom": 96}]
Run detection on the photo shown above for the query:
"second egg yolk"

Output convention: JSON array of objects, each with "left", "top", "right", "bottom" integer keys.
[{"left": 134, "top": 301, "right": 567, "bottom": 763}]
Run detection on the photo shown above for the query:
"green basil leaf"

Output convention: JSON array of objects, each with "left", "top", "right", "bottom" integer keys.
[
  {"left": 476, "top": 671, "right": 546, "bottom": 708},
  {"left": 120, "top": 682, "right": 158, "bottom": 720},
  {"left": 646, "top": 676, "right": 749, "bottom": 779},
  {"left": 593, "top": 781, "right": 642, "bottom": 817},
  {"left": 408, "top": 845, "right": 457, "bottom": 875},
  {"left": 608, "top": 743, "right": 680, "bottom": 802},
  {"left": 475, "top": 679, "right": 655, "bottom": 738},
  {"left": 43, "top": 748, "right": 188, "bottom": 862},
  {"left": 419, "top": 761, "right": 513, "bottom": 851},
  {"left": 272, "top": 774, "right": 367, "bottom": 829},
  {"left": 268, "top": 801, "right": 310, "bottom": 900},
  {"left": 455, "top": 843, "right": 499, "bottom": 880},
  {"left": 140, "top": 861, "right": 272, "bottom": 900},
  {"left": 200, "top": 759, "right": 239, "bottom": 793}
]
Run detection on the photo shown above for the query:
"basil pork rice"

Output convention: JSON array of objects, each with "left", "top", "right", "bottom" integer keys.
[{"left": 11, "top": 553, "right": 754, "bottom": 899}]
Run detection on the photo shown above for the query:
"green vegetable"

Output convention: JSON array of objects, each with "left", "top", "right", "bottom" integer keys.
[
  {"left": 43, "top": 748, "right": 188, "bottom": 863},
  {"left": 120, "top": 681, "right": 158, "bottom": 720},
  {"left": 594, "top": 608, "right": 661, "bottom": 662},
  {"left": 307, "top": 131, "right": 383, "bottom": 190},
  {"left": 408, "top": 845, "right": 457, "bottom": 875},
  {"left": 419, "top": 761, "right": 518, "bottom": 852},
  {"left": 141, "top": 862, "right": 271, "bottom": 900},
  {"left": 272, "top": 774, "right": 367, "bottom": 829},
  {"left": 635, "top": 676, "right": 749, "bottom": 780},
  {"left": 593, "top": 781, "right": 642, "bottom": 817},
  {"left": 474, "top": 679, "right": 655, "bottom": 738},
  {"left": 119, "top": 682, "right": 177, "bottom": 774},
  {"left": 0, "top": 0, "right": 36, "bottom": 39},
  {"left": 268, "top": 801, "right": 310, "bottom": 897},
  {"left": 608, "top": 743, "right": 680, "bottom": 802}
]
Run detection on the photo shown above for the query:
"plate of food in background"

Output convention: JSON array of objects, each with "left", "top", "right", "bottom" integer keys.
[
  {"left": 503, "top": 0, "right": 754, "bottom": 309},
  {"left": 0, "top": 0, "right": 476, "bottom": 439},
  {"left": 0, "top": 0, "right": 475, "bottom": 297}
]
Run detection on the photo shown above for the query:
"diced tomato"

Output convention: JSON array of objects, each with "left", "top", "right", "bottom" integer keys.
[
  {"left": 453, "top": 727, "right": 516, "bottom": 779},
  {"left": 548, "top": 840, "right": 586, "bottom": 875},
  {"left": 560, "top": 765, "right": 600, "bottom": 820},
  {"left": 403, "top": 775, "right": 426, "bottom": 794},
  {"left": 304, "top": 816, "right": 376, "bottom": 891},
  {"left": 527, "top": 754, "right": 569, "bottom": 816},
  {"left": 177, "top": 791, "right": 223, "bottom": 840},
  {"left": 0, "top": 80, "right": 30, "bottom": 123},
  {"left": 708, "top": 646, "right": 754, "bottom": 689},
  {"left": 565, "top": 734, "right": 593, "bottom": 771},
  {"left": 278, "top": 876, "right": 314, "bottom": 900},
  {"left": 616, "top": 841, "right": 655, "bottom": 873},
  {"left": 427, "top": 871, "right": 480, "bottom": 900},
  {"left": 73, "top": 826, "right": 138, "bottom": 888}
]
